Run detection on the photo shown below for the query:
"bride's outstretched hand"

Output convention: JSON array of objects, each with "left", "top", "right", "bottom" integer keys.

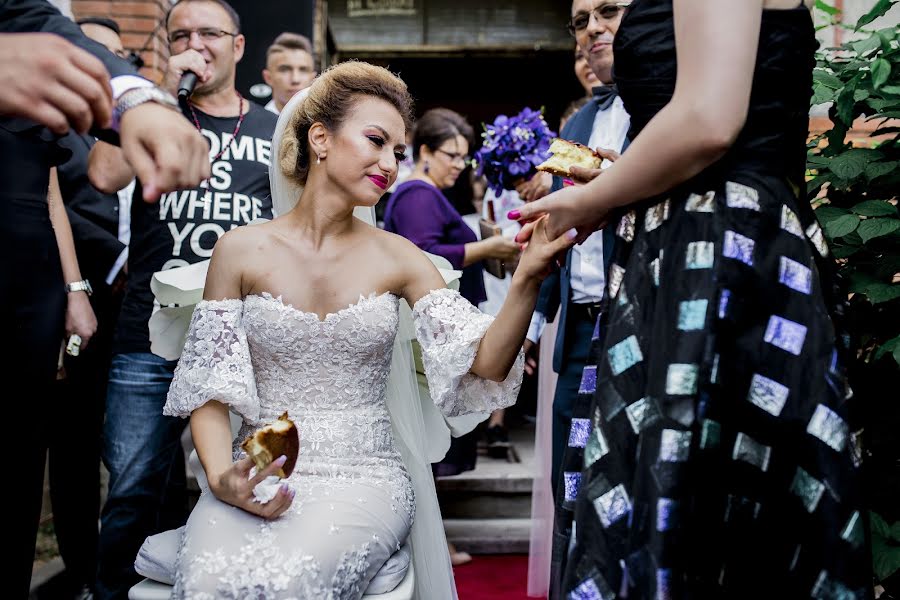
[
  {"left": 511, "top": 178, "right": 611, "bottom": 244},
  {"left": 212, "top": 455, "right": 295, "bottom": 520},
  {"left": 515, "top": 215, "right": 578, "bottom": 281}
]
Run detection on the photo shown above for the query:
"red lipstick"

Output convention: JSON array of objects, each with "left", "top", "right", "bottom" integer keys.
[{"left": 368, "top": 175, "right": 388, "bottom": 190}]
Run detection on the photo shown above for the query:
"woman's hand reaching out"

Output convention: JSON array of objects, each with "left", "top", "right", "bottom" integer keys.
[
  {"left": 211, "top": 455, "right": 295, "bottom": 520},
  {"left": 511, "top": 147, "right": 619, "bottom": 243},
  {"left": 512, "top": 184, "right": 612, "bottom": 246},
  {"left": 514, "top": 215, "right": 579, "bottom": 281}
]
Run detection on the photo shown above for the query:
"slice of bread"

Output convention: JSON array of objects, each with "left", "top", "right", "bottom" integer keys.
[
  {"left": 536, "top": 139, "right": 602, "bottom": 178},
  {"left": 241, "top": 412, "right": 299, "bottom": 478}
]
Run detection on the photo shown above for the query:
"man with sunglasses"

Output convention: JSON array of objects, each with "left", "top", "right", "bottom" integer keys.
[
  {"left": 90, "top": 2, "right": 276, "bottom": 598},
  {"left": 524, "top": 2, "right": 630, "bottom": 591}
]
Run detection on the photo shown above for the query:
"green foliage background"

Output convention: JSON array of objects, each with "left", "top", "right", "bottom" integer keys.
[{"left": 809, "top": 0, "right": 900, "bottom": 367}]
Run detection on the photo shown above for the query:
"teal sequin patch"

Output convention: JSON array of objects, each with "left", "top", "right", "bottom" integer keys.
[
  {"left": 665, "top": 363, "right": 699, "bottom": 395},
  {"left": 677, "top": 299, "right": 708, "bottom": 331},
  {"left": 700, "top": 419, "right": 721, "bottom": 449},
  {"left": 685, "top": 241, "right": 715, "bottom": 270},
  {"left": 790, "top": 467, "right": 825, "bottom": 513},
  {"left": 608, "top": 335, "right": 644, "bottom": 376}
]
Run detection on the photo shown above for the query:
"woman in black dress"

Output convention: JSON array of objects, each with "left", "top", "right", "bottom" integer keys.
[{"left": 514, "top": 0, "right": 869, "bottom": 597}]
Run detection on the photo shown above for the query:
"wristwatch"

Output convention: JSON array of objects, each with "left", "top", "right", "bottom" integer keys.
[
  {"left": 112, "top": 86, "right": 179, "bottom": 131},
  {"left": 65, "top": 280, "right": 93, "bottom": 296}
]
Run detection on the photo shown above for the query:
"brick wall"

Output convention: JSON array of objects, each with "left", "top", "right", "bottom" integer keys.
[{"left": 72, "top": 0, "right": 172, "bottom": 83}]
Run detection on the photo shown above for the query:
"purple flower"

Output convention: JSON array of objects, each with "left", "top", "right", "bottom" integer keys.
[{"left": 474, "top": 107, "right": 556, "bottom": 196}]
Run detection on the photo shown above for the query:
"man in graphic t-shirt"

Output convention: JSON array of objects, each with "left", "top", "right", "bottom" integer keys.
[{"left": 88, "top": 1, "right": 276, "bottom": 597}]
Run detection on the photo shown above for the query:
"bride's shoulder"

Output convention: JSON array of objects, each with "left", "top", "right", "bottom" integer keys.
[
  {"left": 370, "top": 227, "right": 431, "bottom": 266},
  {"left": 367, "top": 228, "right": 445, "bottom": 297},
  {"left": 209, "top": 223, "right": 276, "bottom": 275}
]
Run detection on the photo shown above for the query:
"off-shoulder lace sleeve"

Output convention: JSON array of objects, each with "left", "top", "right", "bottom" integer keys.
[
  {"left": 412, "top": 288, "right": 524, "bottom": 417},
  {"left": 163, "top": 299, "right": 259, "bottom": 424}
]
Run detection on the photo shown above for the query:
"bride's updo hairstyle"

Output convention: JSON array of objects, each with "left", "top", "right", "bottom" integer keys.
[{"left": 279, "top": 61, "right": 415, "bottom": 187}]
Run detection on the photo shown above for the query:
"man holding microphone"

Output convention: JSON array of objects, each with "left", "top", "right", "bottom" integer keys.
[{"left": 89, "top": 1, "right": 276, "bottom": 597}]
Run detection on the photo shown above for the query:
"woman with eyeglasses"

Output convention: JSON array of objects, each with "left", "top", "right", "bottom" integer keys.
[
  {"left": 513, "top": 0, "right": 868, "bottom": 597},
  {"left": 383, "top": 108, "right": 521, "bottom": 565},
  {"left": 384, "top": 108, "right": 521, "bottom": 313}
]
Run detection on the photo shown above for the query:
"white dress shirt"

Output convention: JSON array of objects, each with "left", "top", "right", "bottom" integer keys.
[
  {"left": 526, "top": 95, "right": 630, "bottom": 343},
  {"left": 265, "top": 99, "right": 279, "bottom": 115},
  {"left": 105, "top": 179, "right": 134, "bottom": 284}
]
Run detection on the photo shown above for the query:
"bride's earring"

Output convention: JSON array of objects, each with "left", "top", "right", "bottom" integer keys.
[{"left": 317, "top": 154, "right": 322, "bottom": 165}]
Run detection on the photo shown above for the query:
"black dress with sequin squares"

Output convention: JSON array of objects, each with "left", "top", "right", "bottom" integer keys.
[{"left": 557, "top": 2, "right": 870, "bottom": 598}]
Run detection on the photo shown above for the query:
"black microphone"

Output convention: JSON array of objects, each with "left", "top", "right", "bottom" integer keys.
[{"left": 177, "top": 71, "right": 199, "bottom": 106}]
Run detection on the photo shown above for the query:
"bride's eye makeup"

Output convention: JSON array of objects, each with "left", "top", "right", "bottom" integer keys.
[{"left": 367, "top": 135, "right": 386, "bottom": 147}]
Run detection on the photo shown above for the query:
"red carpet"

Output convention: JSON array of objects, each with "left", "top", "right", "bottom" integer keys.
[{"left": 453, "top": 554, "right": 543, "bottom": 600}]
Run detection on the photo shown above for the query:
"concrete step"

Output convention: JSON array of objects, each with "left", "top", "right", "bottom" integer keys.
[
  {"left": 443, "top": 517, "right": 531, "bottom": 555},
  {"left": 438, "top": 489, "right": 532, "bottom": 519},
  {"left": 436, "top": 426, "right": 535, "bottom": 519}
]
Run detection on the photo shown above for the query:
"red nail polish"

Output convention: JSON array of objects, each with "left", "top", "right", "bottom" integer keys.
[
  {"left": 507, "top": 210, "right": 521, "bottom": 220},
  {"left": 563, "top": 179, "right": 574, "bottom": 187}
]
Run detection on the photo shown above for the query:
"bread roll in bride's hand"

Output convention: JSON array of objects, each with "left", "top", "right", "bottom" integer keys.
[
  {"left": 210, "top": 454, "right": 296, "bottom": 520},
  {"left": 514, "top": 215, "right": 579, "bottom": 281},
  {"left": 511, "top": 184, "right": 611, "bottom": 246}
]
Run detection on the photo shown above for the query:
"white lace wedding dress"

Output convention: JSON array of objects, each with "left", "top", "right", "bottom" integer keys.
[{"left": 162, "top": 287, "right": 522, "bottom": 599}]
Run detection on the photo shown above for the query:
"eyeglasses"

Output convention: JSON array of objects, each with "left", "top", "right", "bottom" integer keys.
[
  {"left": 168, "top": 28, "right": 237, "bottom": 46},
  {"left": 436, "top": 149, "right": 472, "bottom": 167},
  {"left": 567, "top": 3, "right": 629, "bottom": 36}
]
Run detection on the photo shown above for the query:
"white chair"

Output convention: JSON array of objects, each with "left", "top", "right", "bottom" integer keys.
[{"left": 128, "top": 553, "right": 414, "bottom": 600}]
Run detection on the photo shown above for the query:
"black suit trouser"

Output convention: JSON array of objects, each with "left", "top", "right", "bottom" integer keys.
[{"left": 2, "top": 198, "right": 67, "bottom": 599}]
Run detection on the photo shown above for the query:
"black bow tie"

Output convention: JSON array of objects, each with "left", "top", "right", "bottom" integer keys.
[{"left": 592, "top": 85, "right": 619, "bottom": 111}]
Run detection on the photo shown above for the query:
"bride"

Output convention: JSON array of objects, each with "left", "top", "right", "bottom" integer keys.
[{"left": 161, "top": 61, "right": 575, "bottom": 599}]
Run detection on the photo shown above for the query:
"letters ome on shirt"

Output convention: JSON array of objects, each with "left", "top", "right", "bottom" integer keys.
[{"left": 133, "top": 108, "right": 276, "bottom": 272}]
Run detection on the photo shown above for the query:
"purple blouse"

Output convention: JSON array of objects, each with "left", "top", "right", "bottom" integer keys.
[{"left": 383, "top": 180, "right": 486, "bottom": 305}]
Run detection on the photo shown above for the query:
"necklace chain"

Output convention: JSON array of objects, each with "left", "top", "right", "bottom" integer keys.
[{"left": 188, "top": 89, "right": 245, "bottom": 162}]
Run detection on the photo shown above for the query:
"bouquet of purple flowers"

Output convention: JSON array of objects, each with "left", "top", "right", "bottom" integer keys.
[{"left": 474, "top": 107, "right": 556, "bottom": 196}]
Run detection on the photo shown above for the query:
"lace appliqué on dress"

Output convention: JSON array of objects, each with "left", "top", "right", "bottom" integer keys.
[
  {"left": 174, "top": 520, "right": 326, "bottom": 599},
  {"left": 412, "top": 287, "right": 524, "bottom": 417},
  {"left": 163, "top": 299, "right": 260, "bottom": 424}
]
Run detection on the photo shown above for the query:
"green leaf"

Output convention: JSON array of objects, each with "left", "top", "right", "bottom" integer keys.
[
  {"left": 807, "top": 175, "right": 828, "bottom": 196},
  {"left": 824, "top": 213, "right": 861, "bottom": 238},
  {"left": 867, "top": 98, "right": 900, "bottom": 112},
  {"left": 852, "top": 200, "right": 898, "bottom": 217},
  {"left": 852, "top": 34, "right": 883, "bottom": 56},
  {"left": 864, "top": 282, "right": 900, "bottom": 304},
  {"left": 854, "top": 88, "right": 871, "bottom": 102},
  {"left": 881, "top": 85, "right": 900, "bottom": 95},
  {"left": 816, "top": 205, "right": 851, "bottom": 220},
  {"left": 816, "top": 0, "right": 840, "bottom": 15},
  {"left": 812, "top": 83, "right": 837, "bottom": 105},
  {"left": 857, "top": 217, "right": 900, "bottom": 242},
  {"left": 874, "top": 335, "right": 900, "bottom": 365},
  {"left": 849, "top": 270, "right": 880, "bottom": 293},
  {"left": 865, "top": 161, "right": 899, "bottom": 181},
  {"left": 837, "top": 86, "right": 857, "bottom": 123},
  {"left": 877, "top": 27, "right": 898, "bottom": 42},
  {"left": 828, "top": 150, "right": 869, "bottom": 179},
  {"left": 831, "top": 245, "right": 861, "bottom": 258},
  {"left": 857, "top": 0, "right": 894, "bottom": 28},
  {"left": 872, "top": 58, "right": 892, "bottom": 89},
  {"left": 813, "top": 69, "right": 845, "bottom": 89}
]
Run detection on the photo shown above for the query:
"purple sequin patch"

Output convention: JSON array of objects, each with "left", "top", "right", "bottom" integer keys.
[
  {"left": 723, "top": 230, "right": 755, "bottom": 266},
  {"left": 579, "top": 365, "right": 598, "bottom": 394},
  {"left": 764, "top": 315, "right": 808, "bottom": 356},
  {"left": 564, "top": 471, "right": 582, "bottom": 502},
  {"left": 568, "top": 418, "right": 592, "bottom": 448},
  {"left": 779, "top": 256, "right": 812, "bottom": 295}
]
